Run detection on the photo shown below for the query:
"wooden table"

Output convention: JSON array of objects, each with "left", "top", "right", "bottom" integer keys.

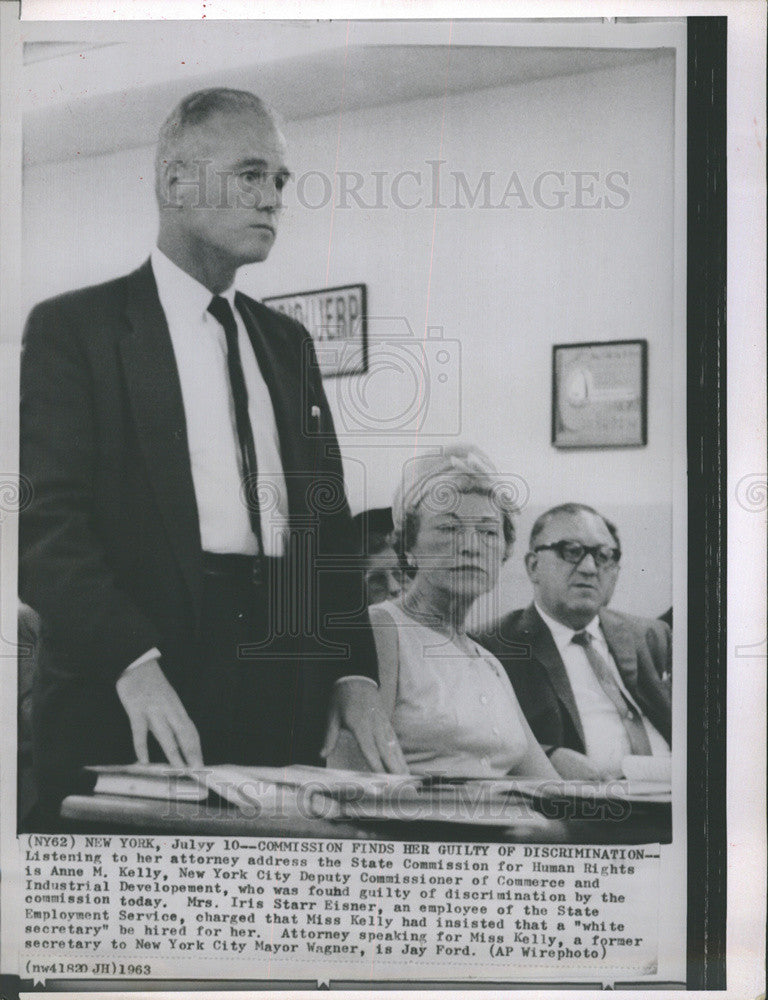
[{"left": 61, "top": 792, "right": 670, "bottom": 843}]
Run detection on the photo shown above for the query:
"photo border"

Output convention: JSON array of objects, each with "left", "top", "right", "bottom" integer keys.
[
  {"left": 685, "top": 14, "right": 727, "bottom": 991},
  {"left": 0, "top": 6, "right": 751, "bottom": 997}
]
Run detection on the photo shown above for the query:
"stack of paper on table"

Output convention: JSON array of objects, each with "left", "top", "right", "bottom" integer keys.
[
  {"left": 87, "top": 763, "right": 208, "bottom": 801},
  {"left": 85, "top": 764, "right": 670, "bottom": 828}
]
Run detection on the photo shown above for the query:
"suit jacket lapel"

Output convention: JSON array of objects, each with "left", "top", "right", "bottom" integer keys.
[
  {"left": 235, "top": 294, "right": 310, "bottom": 517},
  {"left": 599, "top": 609, "right": 672, "bottom": 742},
  {"left": 522, "top": 605, "right": 586, "bottom": 750},
  {"left": 119, "top": 260, "right": 203, "bottom": 612},
  {"left": 600, "top": 609, "right": 639, "bottom": 692}
]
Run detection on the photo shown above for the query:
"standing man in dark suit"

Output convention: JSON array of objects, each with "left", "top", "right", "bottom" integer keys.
[
  {"left": 20, "top": 88, "right": 406, "bottom": 821},
  {"left": 477, "top": 503, "right": 671, "bottom": 780}
]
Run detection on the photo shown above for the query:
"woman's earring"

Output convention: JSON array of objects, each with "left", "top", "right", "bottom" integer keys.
[{"left": 405, "top": 552, "right": 416, "bottom": 569}]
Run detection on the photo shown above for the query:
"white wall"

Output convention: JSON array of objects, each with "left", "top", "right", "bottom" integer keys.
[{"left": 22, "top": 52, "right": 677, "bottom": 617}]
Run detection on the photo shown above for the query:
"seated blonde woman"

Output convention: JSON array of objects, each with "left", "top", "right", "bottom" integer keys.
[{"left": 345, "top": 446, "right": 558, "bottom": 779}]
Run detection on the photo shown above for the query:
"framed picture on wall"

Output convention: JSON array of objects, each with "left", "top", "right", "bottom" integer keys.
[
  {"left": 551, "top": 339, "right": 648, "bottom": 448},
  {"left": 263, "top": 283, "right": 368, "bottom": 377}
]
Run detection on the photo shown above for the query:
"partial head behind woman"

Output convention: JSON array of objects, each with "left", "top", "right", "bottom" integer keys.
[
  {"left": 350, "top": 507, "right": 404, "bottom": 605},
  {"left": 391, "top": 445, "right": 518, "bottom": 605}
]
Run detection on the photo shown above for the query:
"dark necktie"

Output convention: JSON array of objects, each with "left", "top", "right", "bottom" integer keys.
[
  {"left": 207, "top": 295, "right": 262, "bottom": 552},
  {"left": 571, "top": 630, "right": 652, "bottom": 756}
]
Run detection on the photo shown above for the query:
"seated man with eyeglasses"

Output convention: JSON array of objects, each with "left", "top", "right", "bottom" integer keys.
[{"left": 476, "top": 503, "right": 671, "bottom": 781}]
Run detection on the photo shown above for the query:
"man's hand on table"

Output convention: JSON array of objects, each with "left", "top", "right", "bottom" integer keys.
[
  {"left": 321, "top": 679, "right": 409, "bottom": 774},
  {"left": 116, "top": 658, "right": 204, "bottom": 768}
]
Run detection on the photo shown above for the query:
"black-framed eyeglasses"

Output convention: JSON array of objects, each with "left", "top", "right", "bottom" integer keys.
[{"left": 534, "top": 541, "right": 621, "bottom": 568}]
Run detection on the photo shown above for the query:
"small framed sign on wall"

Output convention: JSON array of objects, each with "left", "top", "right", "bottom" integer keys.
[
  {"left": 263, "top": 283, "right": 368, "bottom": 377},
  {"left": 552, "top": 339, "right": 648, "bottom": 448}
]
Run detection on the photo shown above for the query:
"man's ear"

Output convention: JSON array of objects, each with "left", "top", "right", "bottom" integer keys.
[
  {"left": 524, "top": 550, "right": 538, "bottom": 580},
  {"left": 157, "top": 159, "right": 185, "bottom": 209}
]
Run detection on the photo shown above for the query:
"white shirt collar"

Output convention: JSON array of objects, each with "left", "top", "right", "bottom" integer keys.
[
  {"left": 534, "top": 602, "right": 602, "bottom": 652},
  {"left": 150, "top": 246, "right": 238, "bottom": 321}
]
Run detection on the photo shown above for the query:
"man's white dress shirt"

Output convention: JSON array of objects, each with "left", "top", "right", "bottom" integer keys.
[
  {"left": 535, "top": 603, "right": 670, "bottom": 777},
  {"left": 151, "top": 247, "right": 289, "bottom": 556}
]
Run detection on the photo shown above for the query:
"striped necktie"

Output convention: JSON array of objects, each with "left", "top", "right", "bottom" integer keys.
[{"left": 571, "top": 630, "right": 652, "bottom": 756}]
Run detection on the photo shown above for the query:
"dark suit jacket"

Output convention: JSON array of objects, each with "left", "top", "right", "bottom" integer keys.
[
  {"left": 475, "top": 604, "right": 671, "bottom": 755},
  {"left": 20, "top": 259, "right": 376, "bottom": 809}
]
